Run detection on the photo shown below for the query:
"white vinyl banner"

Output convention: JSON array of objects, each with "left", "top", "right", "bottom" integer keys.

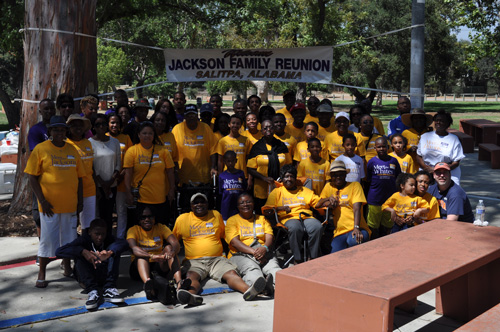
[{"left": 164, "top": 47, "right": 332, "bottom": 83}]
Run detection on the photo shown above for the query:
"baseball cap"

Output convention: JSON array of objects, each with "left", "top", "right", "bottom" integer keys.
[
  {"left": 317, "top": 104, "right": 333, "bottom": 113},
  {"left": 434, "top": 162, "right": 451, "bottom": 171},
  {"left": 48, "top": 115, "right": 68, "bottom": 128},
  {"left": 335, "top": 111, "right": 350, "bottom": 121},
  {"left": 190, "top": 192, "right": 208, "bottom": 204},
  {"left": 135, "top": 98, "right": 151, "bottom": 109},
  {"left": 200, "top": 103, "right": 213, "bottom": 114},
  {"left": 290, "top": 103, "right": 306, "bottom": 113},
  {"left": 185, "top": 104, "right": 198, "bottom": 115}
]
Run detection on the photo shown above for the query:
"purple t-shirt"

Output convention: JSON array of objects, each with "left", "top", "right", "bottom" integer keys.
[
  {"left": 219, "top": 170, "right": 247, "bottom": 221},
  {"left": 27, "top": 121, "right": 49, "bottom": 151},
  {"left": 366, "top": 156, "right": 401, "bottom": 205}
]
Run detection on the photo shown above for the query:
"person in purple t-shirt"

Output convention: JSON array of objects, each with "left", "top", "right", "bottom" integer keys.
[
  {"left": 366, "top": 137, "right": 401, "bottom": 239},
  {"left": 219, "top": 151, "right": 247, "bottom": 223}
]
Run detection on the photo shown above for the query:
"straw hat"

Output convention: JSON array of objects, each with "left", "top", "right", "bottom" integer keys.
[
  {"left": 66, "top": 114, "right": 91, "bottom": 133},
  {"left": 401, "top": 108, "right": 433, "bottom": 128}
]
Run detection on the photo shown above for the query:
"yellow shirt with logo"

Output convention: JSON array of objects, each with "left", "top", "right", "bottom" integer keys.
[
  {"left": 172, "top": 122, "right": 217, "bottom": 185},
  {"left": 285, "top": 123, "right": 306, "bottom": 142},
  {"left": 123, "top": 144, "right": 174, "bottom": 204},
  {"left": 265, "top": 186, "right": 321, "bottom": 224},
  {"left": 320, "top": 181, "right": 370, "bottom": 238},
  {"left": 421, "top": 192, "right": 440, "bottom": 221},
  {"left": 324, "top": 131, "right": 366, "bottom": 160},
  {"left": 247, "top": 144, "right": 288, "bottom": 199},
  {"left": 67, "top": 138, "right": 95, "bottom": 198},
  {"left": 373, "top": 116, "right": 385, "bottom": 136},
  {"left": 215, "top": 135, "right": 252, "bottom": 177},
  {"left": 173, "top": 210, "right": 224, "bottom": 260},
  {"left": 317, "top": 122, "right": 337, "bottom": 142},
  {"left": 24, "top": 141, "right": 86, "bottom": 214},
  {"left": 242, "top": 130, "right": 262, "bottom": 145},
  {"left": 402, "top": 128, "right": 427, "bottom": 151},
  {"left": 127, "top": 224, "right": 173, "bottom": 262},
  {"left": 225, "top": 214, "right": 273, "bottom": 257},
  {"left": 293, "top": 140, "right": 327, "bottom": 162},
  {"left": 389, "top": 152, "right": 418, "bottom": 174},
  {"left": 297, "top": 158, "right": 331, "bottom": 195},
  {"left": 357, "top": 133, "right": 382, "bottom": 163},
  {"left": 382, "top": 192, "right": 429, "bottom": 217},
  {"left": 159, "top": 132, "right": 179, "bottom": 163},
  {"left": 277, "top": 106, "right": 293, "bottom": 125},
  {"left": 274, "top": 132, "right": 297, "bottom": 163}
]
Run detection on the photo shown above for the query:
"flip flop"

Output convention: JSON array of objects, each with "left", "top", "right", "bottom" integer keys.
[{"left": 35, "top": 280, "right": 48, "bottom": 288}]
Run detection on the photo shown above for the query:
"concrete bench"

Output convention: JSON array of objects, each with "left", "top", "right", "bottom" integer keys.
[
  {"left": 455, "top": 302, "right": 500, "bottom": 331},
  {"left": 460, "top": 119, "right": 500, "bottom": 145},
  {"left": 478, "top": 143, "right": 500, "bottom": 169},
  {"left": 448, "top": 129, "right": 474, "bottom": 153},
  {"left": 273, "top": 220, "right": 500, "bottom": 332}
]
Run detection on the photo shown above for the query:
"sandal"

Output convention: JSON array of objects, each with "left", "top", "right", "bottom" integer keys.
[{"left": 35, "top": 280, "right": 48, "bottom": 288}]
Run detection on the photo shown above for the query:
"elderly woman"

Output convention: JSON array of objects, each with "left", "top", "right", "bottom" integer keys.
[
  {"left": 320, "top": 160, "right": 370, "bottom": 253},
  {"left": 124, "top": 121, "right": 175, "bottom": 225},
  {"left": 264, "top": 164, "right": 331, "bottom": 263},
  {"left": 226, "top": 193, "right": 280, "bottom": 296},
  {"left": 66, "top": 114, "right": 96, "bottom": 234},
  {"left": 247, "top": 119, "right": 289, "bottom": 213},
  {"left": 25, "top": 116, "right": 85, "bottom": 288},
  {"left": 416, "top": 110, "right": 465, "bottom": 184}
]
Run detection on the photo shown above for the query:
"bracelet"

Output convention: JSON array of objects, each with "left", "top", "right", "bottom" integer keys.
[
  {"left": 263, "top": 245, "right": 269, "bottom": 252},
  {"left": 354, "top": 225, "right": 360, "bottom": 229}
]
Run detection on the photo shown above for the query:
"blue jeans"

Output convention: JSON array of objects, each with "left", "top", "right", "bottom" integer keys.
[{"left": 330, "top": 229, "right": 369, "bottom": 254}]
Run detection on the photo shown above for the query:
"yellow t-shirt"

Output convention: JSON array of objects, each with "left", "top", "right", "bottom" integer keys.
[
  {"left": 402, "top": 128, "right": 426, "bottom": 151},
  {"left": 297, "top": 158, "right": 331, "bottom": 195},
  {"left": 320, "top": 181, "right": 370, "bottom": 238},
  {"left": 225, "top": 214, "right": 273, "bottom": 257},
  {"left": 172, "top": 122, "right": 217, "bottom": 185},
  {"left": 304, "top": 113, "right": 319, "bottom": 125},
  {"left": 324, "top": 131, "right": 366, "bottom": 160},
  {"left": 382, "top": 192, "right": 429, "bottom": 217},
  {"left": 173, "top": 210, "right": 224, "bottom": 260},
  {"left": 317, "top": 122, "right": 336, "bottom": 142},
  {"left": 247, "top": 144, "right": 288, "bottom": 199},
  {"left": 265, "top": 186, "right": 321, "bottom": 224},
  {"left": 358, "top": 133, "right": 382, "bottom": 163},
  {"left": 293, "top": 140, "right": 327, "bottom": 162},
  {"left": 277, "top": 106, "right": 293, "bottom": 125},
  {"left": 107, "top": 133, "right": 133, "bottom": 193},
  {"left": 123, "top": 144, "right": 174, "bottom": 204},
  {"left": 389, "top": 152, "right": 418, "bottom": 174},
  {"left": 159, "top": 132, "right": 179, "bottom": 163},
  {"left": 242, "top": 130, "right": 262, "bottom": 145},
  {"left": 274, "top": 132, "right": 297, "bottom": 163},
  {"left": 373, "top": 116, "right": 385, "bottom": 136},
  {"left": 126, "top": 224, "right": 173, "bottom": 262},
  {"left": 67, "top": 138, "right": 95, "bottom": 198},
  {"left": 24, "top": 141, "right": 86, "bottom": 214},
  {"left": 285, "top": 123, "right": 306, "bottom": 142},
  {"left": 215, "top": 135, "right": 252, "bottom": 177},
  {"left": 421, "top": 192, "right": 440, "bottom": 221}
]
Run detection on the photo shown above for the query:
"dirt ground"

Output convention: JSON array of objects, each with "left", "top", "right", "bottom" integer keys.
[{"left": 0, "top": 200, "right": 37, "bottom": 237}]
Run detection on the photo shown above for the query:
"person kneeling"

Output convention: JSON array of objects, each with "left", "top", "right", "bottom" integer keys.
[
  {"left": 173, "top": 193, "right": 266, "bottom": 306},
  {"left": 127, "top": 206, "right": 189, "bottom": 304},
  {"left": 56, "top": 218, "right": 128, "bottom": 310}
]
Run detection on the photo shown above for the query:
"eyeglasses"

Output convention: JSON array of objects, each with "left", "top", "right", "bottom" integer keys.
[{"left": 139, "top": 214, "right": 154, "bottom": 221}]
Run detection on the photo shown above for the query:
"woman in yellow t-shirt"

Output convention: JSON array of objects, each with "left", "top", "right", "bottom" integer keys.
[
  {"left": 25, "top": 115, "right": 85, "bottom": 288},
  {"left": 66, "top": 114, "right": 96, "bottom": 232},
  {"left": 242, "top": 112, "right": 262, "bottom": 145},
  {"left": 263, "top": 165, "right": 331, "bottom": 263},
  {"left": 124, "top": 122, "right": 175, "bottom": 225},
  {"left": 320, "top": 160, "right": 370, "bottom": 253},
  {"left": 226, "top": 193, "right": 280, "bottom": 296}
]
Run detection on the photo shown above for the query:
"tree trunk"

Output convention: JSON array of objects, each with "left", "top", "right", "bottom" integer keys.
[
  {"left": 296, "top": 83, "right": 307, "bottom": 102},
  {"left": 0, "top": 88, "right": 20, "bottom": 128},
  {"left": 10, "top": 0, "right": 97, "bottom": 215},
  {"left": 250, "top": 80, "right": 269, "bottom": 103}
]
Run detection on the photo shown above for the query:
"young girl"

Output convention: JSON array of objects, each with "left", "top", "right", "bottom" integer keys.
[
  {"left": 297, "top": 138, "right": 330, "bottom": 195},
  {"left": 389, "top": 134, "right": 417, "bottom": 174},
  {"left": 414, "top": 170, "right": 440, "bottom": 221},
  {"left": 382, "top": 173, "right": 429, "bottom": 233},
  {"left": 335, "top": 133, "right": 365, "bottom": 183}
]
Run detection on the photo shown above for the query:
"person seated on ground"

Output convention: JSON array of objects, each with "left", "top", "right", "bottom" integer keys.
[
  {"left": 285, "top": 103, "right": 307, "bottom": 142},
  {"left": 127, "top": 206, "right": 189, "bottom": 303},
  {"left": 226, "top": 193, "right": 280, "bottom": 297},
  {"left": 427, "top": 163, "right": 474, "bottom": 222},
  {"left": 320, "top": 160, "right": 370, "bottom": 253},
  {"left": 414, "top": 170, "right": 441, "bottom": 222},
  {"left": 263, "top": 165, "right": 331, "bottom": 263},
  {"left": 56, "top": 218, "right": 128, "bottom": 310},
  {"left": 173, "top": 193, "right": 266, "bottom": 305}
]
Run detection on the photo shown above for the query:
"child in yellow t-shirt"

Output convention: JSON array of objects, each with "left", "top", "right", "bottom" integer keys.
[
  {"left": 297, "top": 138, "right": 330, "bottom": 195},
  {"left": 382, "top": 173, "right": 429, "bottom": 233},
  {"left": 293, "top": 122, "right": 327, "bottom": 165},
  {"left": 389, "top": 134, "right": 417, "bottom": 174}
]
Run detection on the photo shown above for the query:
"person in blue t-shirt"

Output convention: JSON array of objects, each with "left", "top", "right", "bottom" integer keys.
[
  {"left": 219, "top": 151, "right": 247, "bottom": 223},
  {"left": 366, "top": 137, "right": 402, "bottom": 238},
  {"left": 428, "top": 163, "right": 474, "bottom": 223},
  {"left": 387, "top": 96, "right": 411, "bottom": 137}
]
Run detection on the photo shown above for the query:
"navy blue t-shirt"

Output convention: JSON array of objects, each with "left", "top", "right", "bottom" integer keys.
[
  {"left": 219, "top": 170, "right": 247, "bottom": 221},
  {"left": 428, "top": 181, "right": 474, "bottom": 223},
  {"left": 366, "top": 156, "right": 401, "bottom": 205}
]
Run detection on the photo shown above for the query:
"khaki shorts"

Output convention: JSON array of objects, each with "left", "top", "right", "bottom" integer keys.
[
  {"left": 367, "top": 204, "right": 393, "bottom": 229},
  {"left": 183, "top": 256, "right": 238, "bottom": 283}
]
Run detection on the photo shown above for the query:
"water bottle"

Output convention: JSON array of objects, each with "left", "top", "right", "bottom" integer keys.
[{"left": 475, "top": 200, "right": 485, "bottom": 222}]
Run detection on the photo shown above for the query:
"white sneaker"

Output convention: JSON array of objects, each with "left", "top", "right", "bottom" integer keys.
[
  {"left": 85, "top": 290, "right": 102, "bottom": 310},
  {"left": 103, "top": 288, "right": 124, "bottom": 304}
]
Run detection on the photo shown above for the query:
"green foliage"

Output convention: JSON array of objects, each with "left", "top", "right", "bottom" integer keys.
[{"left": 97, "top": 40, "right": 131, "bottom": 93}]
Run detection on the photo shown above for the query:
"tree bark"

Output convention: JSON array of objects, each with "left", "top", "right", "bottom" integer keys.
[
  {"left": 296, "top": 82, "right": 307, "bottom": 102},
  {"left": 250, "top": 80, "right": 269, "bottom": 103},
  {"left": 10, "top": 0, "right": 97, "bottom": 215}
]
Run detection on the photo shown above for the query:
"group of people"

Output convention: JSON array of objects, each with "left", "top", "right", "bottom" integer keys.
[{"left": 25, "top": 89, "right": 474, "bottom": 310}]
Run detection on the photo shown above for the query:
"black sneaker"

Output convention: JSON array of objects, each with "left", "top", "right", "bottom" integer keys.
[
  {"left": 177, "top": 289, "right": 203, "bottom": 306},
  {"left": 264, "top": 274, "right": 274, "bottom": 297},
  {"left": 85, "top": 290, "right": 102, "bottom": 310},
  {"left": 144, "top": 278, "right": 156, "bottom": 301},
  {"left": 243, "top": 276, "right": 266, "bottom": 301},
  {"left": 103, "top": 288, "right": 124, "bottom": 304}
]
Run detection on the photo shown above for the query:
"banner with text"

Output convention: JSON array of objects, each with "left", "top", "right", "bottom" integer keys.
[{"left": 164, "top": 47, "right": 332, "bottom": 83}]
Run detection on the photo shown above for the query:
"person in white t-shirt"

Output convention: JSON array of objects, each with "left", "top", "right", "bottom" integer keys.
[
  {"left": 335, "top": 133, "right": 365, "bottom": 183},
  {"left": 416, "top": 110, "right": 465, "bottom": 184}
]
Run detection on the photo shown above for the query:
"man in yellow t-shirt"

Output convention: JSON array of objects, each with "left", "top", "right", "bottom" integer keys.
[
  {"left": 324, "top": 112, "right": 366, "bottom": 160},
  {"left": 276, "top": 90, "right": 296, "bottom": 125},
  {"left": 173, "top": 193, "right": 266, "bottom": 305},
  {"left": 172, "top": 104, "right": 218, "bottom": 185},
  {"left": 285, "top": 103, "right": 307, "bottom": 142}
]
